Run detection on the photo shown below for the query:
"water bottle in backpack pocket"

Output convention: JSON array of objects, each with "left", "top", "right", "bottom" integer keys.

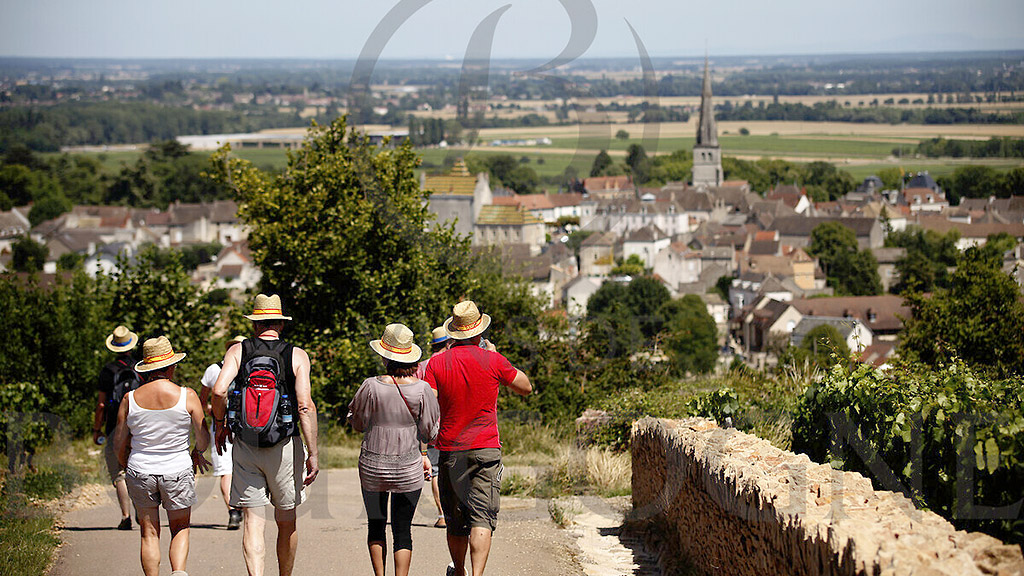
[{"left": 228, "top": 338, "right": 296, "bottom": 447}]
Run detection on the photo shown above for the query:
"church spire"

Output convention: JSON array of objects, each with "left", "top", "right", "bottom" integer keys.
[{"left": 696, "top": 56, "right": 718, "bottom": 147}]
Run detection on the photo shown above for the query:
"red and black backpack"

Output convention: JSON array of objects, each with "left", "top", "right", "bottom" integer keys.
[{"left": 228, "top": 338, "right": 297, "bottom": 447}]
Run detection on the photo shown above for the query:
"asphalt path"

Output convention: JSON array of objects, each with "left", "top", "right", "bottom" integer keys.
[{"left": 51, "top": 469, "right": 584, "bottom": 576}]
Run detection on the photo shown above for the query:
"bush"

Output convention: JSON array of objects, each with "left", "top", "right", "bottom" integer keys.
[{"left": 792, "top": 360, "right": 1024, "bottom": 544}]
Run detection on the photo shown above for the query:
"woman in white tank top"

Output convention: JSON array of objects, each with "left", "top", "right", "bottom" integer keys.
[{"left": 114, "top": 336, "right": 210, "bottom": 576}]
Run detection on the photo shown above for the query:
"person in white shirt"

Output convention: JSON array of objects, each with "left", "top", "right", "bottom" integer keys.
[
  {"left": 198, "top": 335, "right": 245, "bottom": 530},
  {"left": 115, "top": 336, "right": 210, "bottom": 576}
]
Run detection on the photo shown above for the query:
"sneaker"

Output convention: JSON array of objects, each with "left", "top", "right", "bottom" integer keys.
[
  {"left": 227, "top": 509, "right": 242, "bottom": 530},
  {"left": 117, "top": 517, "right": 132, "bottom": 531},
  {"left": 445, "top": 562, "right": 467, "bottom": 576}
]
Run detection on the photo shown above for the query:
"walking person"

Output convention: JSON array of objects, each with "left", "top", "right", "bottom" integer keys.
[
  {"left": 198, "top": 335, "right": 246, "bottom": 530},
  {"left": 94, "top": 325, "right": 141, "bottom": 530},
  {"left": 212, "top": 294, "right": 320, "bottom": 576},
  {"left": 348, "top": 323, "right": 440, "bottom": 576},
  {"left": 114, "top": 336, "right": 211, "bottom": 576},
  {"left": 422, "top": 301, "right": 532, "bottom": 576},
  {"left": 416, "top": 326, "right": 450, "bottom": 528}
]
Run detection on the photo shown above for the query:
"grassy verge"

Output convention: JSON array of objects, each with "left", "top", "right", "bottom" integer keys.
[{"left": 0, "top": 434, "right": 93, "bottom": 576}]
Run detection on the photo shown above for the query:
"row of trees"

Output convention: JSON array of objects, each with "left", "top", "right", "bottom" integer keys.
[
  {"left": 913, "top": 137, "right": 1024, "bottom": 159},
  {"left": 0, "top": 141, "right": 233, "bottom": 223},
  {"left": 0, "top": 102, "right": 301, "bottom": 152},
  {"left": 714, "top": 101, "right": 1024, "bottom": 125}
]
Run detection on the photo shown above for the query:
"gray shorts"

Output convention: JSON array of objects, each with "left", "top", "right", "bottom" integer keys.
[
  {"left": 438, "top": 448, "right": 502, "bottom": 536},
  {"left": 427, "top": 446, "right": 440, "bottom": 477},
  {"left": 103, "top": 439, "right": 125, "bottom": 484},
  {"left": 231, "top": 435, "right": 306, "bottom": 510},
  {"left": 126, "top": 467, "right": 196, "bottom": 511}
]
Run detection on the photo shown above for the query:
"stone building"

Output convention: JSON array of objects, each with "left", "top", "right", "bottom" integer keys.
[{"left": 692, "top": 57, "right": 723, "bottom": 188}]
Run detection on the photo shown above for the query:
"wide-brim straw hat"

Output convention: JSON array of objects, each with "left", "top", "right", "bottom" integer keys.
[
  {"left": 226, "top": 335, "right": 247, "bottom": 348},
  {"left": 244, "top": 294, "right": 293, "bottom": 322},
  {"left": 105, "top": 325, "right": 139, "bottom": 353},
  {"left": 430, "top": 326, "right": 449, "bottom": 345},
  {"left": 370, "top": 323, "right": 422, "bottom": 363},
  {"left": 135, "top": 336, "right": 187, "bottom": 373},
  {"left": 444, "top": 300, "right": 491, "bottom": 340}
]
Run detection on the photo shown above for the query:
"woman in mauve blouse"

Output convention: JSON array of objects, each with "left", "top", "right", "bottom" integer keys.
[{"left": 348, "top": 323, "right": 439, "bottom": 576}]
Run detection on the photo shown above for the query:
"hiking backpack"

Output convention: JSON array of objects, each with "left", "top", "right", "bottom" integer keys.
[
  {"left": 228, "top": 338, "right": 296, "bottom": 447},
  {"left": 105, "top": 358, "right": 142, "bottom": 432}
]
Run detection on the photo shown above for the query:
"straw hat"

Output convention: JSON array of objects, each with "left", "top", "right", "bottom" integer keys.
[
  {"left": 135, "top": 336, "right": 187, "bottom": 373},
  {"left": 370, "top": 323, "right": 422, "bottom": 363},
  {"left": 105, "top": 325, "right": 139, "bottom": 353},
  {"left": 444, "top": 300, "right": 490, "bottom": 340},
  {"left": 430, "top": 326, "right": 449, "bottom": 345},
  {"left": 244, "top": 294, "right": 293, "bottom": 322}
]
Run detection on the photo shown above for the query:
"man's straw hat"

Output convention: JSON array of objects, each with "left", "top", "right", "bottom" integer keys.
[
  {"left": 226, "top": 335, "right": 246, "bottom": 349},
  {"left": 135, "top": 336, "right": 187, "bottom": 373},
  {"left": 244, "top": 294, "right": 292, "bottom": 322},
  {"left": 444, "top": 300, "right": 490, "bottom": 340},
  {"left": 105, "top": 325, "right": 139, "bottom": 353},
  {"left": 430, "top": 326, "right": 449, "bottom": 345},
  {"left": 370, "top": 323, "right": 422, "bottom": 363}
]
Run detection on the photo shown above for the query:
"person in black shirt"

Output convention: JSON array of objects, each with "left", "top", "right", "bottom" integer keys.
[{"left": 93, "top": 325, "right": 139, "bottom": 530}]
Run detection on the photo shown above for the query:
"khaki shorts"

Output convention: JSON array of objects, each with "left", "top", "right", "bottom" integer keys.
[
  {"left": 103, "top": 439, "right": 125, "bottom": 484},
  {"left": 438, "top": 448, "right": 502, "bottom": 536},
  {"left": 230, "top": 435, "right": 306, "bottom": 510},
  {"left": 126, "top": 467, "right": 196, "bottom": 511}
]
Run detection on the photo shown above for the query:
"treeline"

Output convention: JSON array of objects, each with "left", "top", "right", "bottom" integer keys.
[
  {"left": 913, "top": 137, "right": 1024, "bottom": 158},
  {"left": 0, "top": 102, "right": 301, "bottom": 152},
  {"left": 0, "top": 141, "right": 232, "bottom": 224},
  {"left": 714, "top": 101, "right": 1024, "bottom": 125},
  {"left": 936, "top": 165, "right": 1024, "bottom": 204}
]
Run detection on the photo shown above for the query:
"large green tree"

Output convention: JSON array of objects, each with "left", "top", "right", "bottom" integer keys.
[
  {"left": 660, "top": 294, "right": 718, "bottom": 375},
  {"left": 900, "top": 247, "right": 1024, "bottom": 376},
  {"left": 806, "top": 222, "right": 882, "bottom": 296},
  {"left": 209, "top": 117, "right": 472, "bottom": 413}
]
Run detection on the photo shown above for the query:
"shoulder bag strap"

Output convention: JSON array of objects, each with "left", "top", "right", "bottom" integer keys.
[{"left": 390, "top": 376, "right": 418, "bottom": 423}]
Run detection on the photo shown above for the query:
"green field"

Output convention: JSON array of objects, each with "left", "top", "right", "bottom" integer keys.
[{"left": 545, "top": 133, "right": 910, "bottom": 159}]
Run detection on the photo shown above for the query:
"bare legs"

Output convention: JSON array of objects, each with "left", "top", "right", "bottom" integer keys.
[
  {"left": 114, "top": 477, "right": 132, "bottom": 519},
  {"left": 447, "top": 527, "right": 493, "bottom": 576},
  {"left": 219, "top": 474, "right": 232, "bottom": 508},
  {"left": 139, "top": 507, "right": 161, "bottom": 576},
  {"left": 367, "top": 540, "right": 386, "bottom": 576},
  {"left": 137, "top": 506, "right": 191, "bottom": 576},
  {"left": 241, "top": 506, "right": 298, "bottom": 576}
]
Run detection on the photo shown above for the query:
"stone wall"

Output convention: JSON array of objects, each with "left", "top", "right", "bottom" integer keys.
[{"left": 630, "top": 417, "right": 1024, "bottom": 576}]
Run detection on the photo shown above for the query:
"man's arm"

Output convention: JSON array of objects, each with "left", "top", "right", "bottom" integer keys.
[
  {"left": 92, "top": 391, "right": 107, "bottom": 445},
  {"left": 292, "top": 347, "right": 319, "bottom": 486},
  {"left": 114, "top": 398, "right": 130, "bottom": 469},
  {"left": 506, "top": 369, "right": 532, "bottom": 397},
  {"left": 198, "top": 386, "right": 212, "bottom": 417},
  {"left": 211, "top": 345, "right": 241, "bottom": 453}
]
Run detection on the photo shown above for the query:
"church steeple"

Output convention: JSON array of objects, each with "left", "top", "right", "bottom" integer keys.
[
  {"left": 696, "top": 56, "right": 718, "bottom": 147},
  {"left": 692, "top": 55, "right": 723, "bottom": 187}
]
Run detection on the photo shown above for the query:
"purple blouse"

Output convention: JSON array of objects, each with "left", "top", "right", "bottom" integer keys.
[{"left": 348, "top": 376, "right": 440, "bottom": 493}]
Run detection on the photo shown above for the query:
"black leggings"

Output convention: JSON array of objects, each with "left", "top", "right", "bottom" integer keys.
[{"left": 361, "top": 488, "right": 421, "bottom": 552}]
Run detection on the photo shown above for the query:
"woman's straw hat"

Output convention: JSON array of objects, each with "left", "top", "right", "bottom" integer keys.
[
  {"left": 244, "top": 294, "right": 293, "bottom": 322},
  {"left": 135, "top": 336, "right": 187, "bottom": 373},
  {"left": 105, "top": 325, "right": 139, "bottom": 353},
  {"left": 430, "top": 326, "right": 449, "bottom": 345},
  {"left": 370, "top": 323, "right": 422, "bottom": 363},
  {"left": 444, "top": 300, "right": 490, "bottom": 340}
]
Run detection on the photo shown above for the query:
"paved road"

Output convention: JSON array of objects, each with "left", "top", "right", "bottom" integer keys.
[{"left": 51, "top": 469, "right": 584, "bottom": 576}]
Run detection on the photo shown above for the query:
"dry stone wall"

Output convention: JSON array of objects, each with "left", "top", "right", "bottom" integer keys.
[{"left": 630, "top": 417, "right": 1024, "bottom": 576}]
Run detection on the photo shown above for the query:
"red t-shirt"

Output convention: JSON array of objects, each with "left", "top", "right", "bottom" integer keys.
[{"left": 422, "top": 344, "right": 519, "bottom": 451}]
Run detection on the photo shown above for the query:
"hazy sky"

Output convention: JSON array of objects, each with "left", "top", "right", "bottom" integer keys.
[{"left": 2, "top": 0, "right": 1022, "bottom": 60}]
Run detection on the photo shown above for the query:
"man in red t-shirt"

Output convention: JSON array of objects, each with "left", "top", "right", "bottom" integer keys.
[{"left": 422, "top": 301, "right": 532, "bottom": 576}]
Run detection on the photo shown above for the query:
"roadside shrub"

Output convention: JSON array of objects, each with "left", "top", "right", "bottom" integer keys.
[{"left": 791, "top": 360, "right": 1024, "bottom": 544}]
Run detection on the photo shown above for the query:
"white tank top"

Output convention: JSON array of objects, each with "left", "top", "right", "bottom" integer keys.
[{"left": 126, "top": 387, "right": 193, "bottom": 475}]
